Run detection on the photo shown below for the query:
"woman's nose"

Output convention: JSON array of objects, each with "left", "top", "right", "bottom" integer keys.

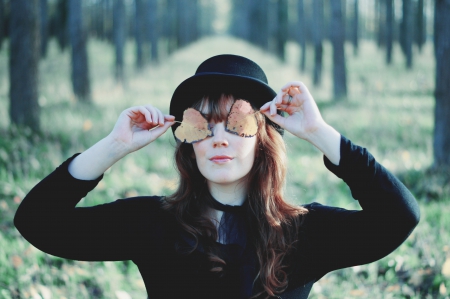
[{"left": 211, "top": 122, "right": 229, "bottom": 148}]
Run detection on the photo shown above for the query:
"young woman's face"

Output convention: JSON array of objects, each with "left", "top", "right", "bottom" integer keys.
[{"left": 192, "top": 100, "right": 257, "bottom": 187}]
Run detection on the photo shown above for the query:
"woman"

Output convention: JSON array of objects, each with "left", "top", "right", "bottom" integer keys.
[{"left": 14, "top": 55, "right": 420, "bottom": 299}]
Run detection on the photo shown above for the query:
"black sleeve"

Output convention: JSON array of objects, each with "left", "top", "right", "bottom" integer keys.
[
  {"left": 302, "top": 136, "right": 420, "bottom": 278},
  {"left": 14, "top": 154, "right": 166, "bottom": 262}
]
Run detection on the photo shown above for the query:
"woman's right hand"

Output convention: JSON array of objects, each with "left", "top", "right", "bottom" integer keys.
[{"left": 109, "top": 105, "right": 175, "bottom": 154}]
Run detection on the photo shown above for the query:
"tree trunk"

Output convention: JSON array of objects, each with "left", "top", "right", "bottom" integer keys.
[
  {"left": 176, "top": 0, "right": 188, "bottom": 48},
  {"left": 433, "top": 0, "right": 450, "bottom": 167},
  {"left": 103, "top": 0, "right": 113, "bottom": 42},
  {"left": 385, "top": 0, "right": 394, "bottom": 64},
  {"left": 113, "top": 0, "right": 125, "bottom": 81},
  {"left": 55, "top": 0, "right": 69, "bottom": 51},
  {"left": 298, "top": 0, "right": 307, "bottom": 71},
  {"left": 352, "top": 0, "right": 359, "bottom": 56},
  {"left": 231, "top": 0, "right": 246, "bottom": 39},
  {"left": 401, "top": 0, "right": 413, "bottom": 68},
  {"left": 166, "top": 0, "right": 177, "bottom": 54},
  {"left": 176, "top": 0, "right": 198, "bottom": 48},
  {"left": 415, "top": 0, "right": 425, "bottom": 52},
  {"left": 376, "top": 0, "right": 386, "bottom": 47},
  {"left": 312, "top": 0, "right": 324, "bottom": 86},
  {"left": 96, "top": 0, "right": 105, "bottom": 39},
  {"left": 249, "top": 0, "right": 269, "bottom": 50},
  {"left": 9, "top": 0, "right": 40, "bottom": 130},
  {"left": 135, "top": 0, "right": 145, "bottom": 69},
  {"left": 40, "top": 0, "right": 48, "bottom": 58},
  {"left": 330, "top": 0, "right": 347, "bottom": 100},
  {"left": 275, "top": 0, "right": 288, "bottom": 61},
  {"left": 69, "top": 0, "right": 91, "bottom": 101},
  {"left": 0, "top": 0, "right": 5, "bottom": 50},
  {"left": 176, "top": 0, "right": 187, "bottom": 48},
  {"left": 147, "top": 0, "right": 158, "bottom": 62}
]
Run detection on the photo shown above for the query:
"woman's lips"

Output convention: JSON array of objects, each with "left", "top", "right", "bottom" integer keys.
[{"left": 209, "top": 155, "right": 233, "bottom": 163}]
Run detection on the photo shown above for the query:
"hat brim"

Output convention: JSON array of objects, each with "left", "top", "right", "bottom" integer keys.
[{"left": 170, "top": 73, "right": 282, "bottom": 136}]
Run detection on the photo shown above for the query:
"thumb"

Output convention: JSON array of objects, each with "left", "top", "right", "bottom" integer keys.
[
  {"left": 149, "top": 120, "right": 175, "bottom": 139},
  {"left": 261, "top": 110, "right": 286, "bottom": 129}
]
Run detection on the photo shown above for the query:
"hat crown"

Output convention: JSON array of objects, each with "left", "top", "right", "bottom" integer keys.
[{"left": 195, "top": 55, "right": 268, "bottom": 84}]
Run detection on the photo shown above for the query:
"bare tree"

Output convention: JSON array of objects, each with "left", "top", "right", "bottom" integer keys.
[
  {"left": 0, "top": 0, "right": 5, "bottom": 50},
  {"left": 231, "top": 0, "right": 249, "bottom": 40},
  {"left": 40, "top": 0, "right": 49, "bottom": 58},
  {"left": 176, "top": 0, "right": 198, "bottom": 48},
  {"left": 330, "top": 0, "right": 347, "bottom": 100},
  {"left": 385, "top": 0, "right": 394, "bottom": 64},
  {"left": 312, "top": 0, "right": 324, "bottom": 86},
  {"left": 69, "top": 0, "right": 91, "bottom": 101},
  {"left": 165, "top": 0, "right": 177, "bottom": 55},
  {"left": 376, "top": 0, "right": 386, "bottom": 47},
  {"left": 351, "top": 0, "right": 359, "bottom": 56},
  {"left": 249, "top": 0, "right": 269, "bottom": 50},
  {"left": 113, "top": 0, "right": 126, "bottom": 81},
  {"left": 9, "top": 0, "right": 40, "bottom": 130},
  {"left": 275, "top": 0, "right": 288, "bottom": 61},
  {"left": 415, "top": 0, "right": 426, "bottom": 52},
  {"left": 54, "top": 0, "right": 69, "bottom": 51},
  {"left": 433, "top": 0, "right": 450, "bottom": 167},
  {"left": 148, "top": 0, "right": 159, "bottom": 62},
  {"left": 135, "top": 0, "right": 145, "bottom": 69},
  {"left": 400, "top": 0, "right": 413, "bottom": 68},
  {"left": 297, "top": 0, "right": 307, "bottom": 71}
]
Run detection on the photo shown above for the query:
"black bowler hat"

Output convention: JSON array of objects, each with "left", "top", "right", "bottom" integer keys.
[{"left": 169, "top": 54, "right": 283, "bottom": 136}]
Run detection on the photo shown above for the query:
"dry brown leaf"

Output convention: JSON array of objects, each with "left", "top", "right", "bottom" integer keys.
[
  {"left": 349, "top": 289, "right": 365, "bottom": 296},
  {"left": 11, "top": 255, "right": 23, "bottom": 268},
  {"left": 386, "top": 284, "right": 400, "bottom": 292},
  {"left": 174, "top": 108, "right": 212, "bottom": 143},
  {"left": 226, "top": 100, "right": 257, "bottom": 137}
]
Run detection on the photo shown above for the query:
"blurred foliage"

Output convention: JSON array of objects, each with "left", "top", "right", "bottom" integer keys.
[{"left": 0, "top": 36, "right": 449, "bottom": 298}]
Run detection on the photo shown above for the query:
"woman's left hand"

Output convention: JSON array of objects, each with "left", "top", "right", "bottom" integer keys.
[{"left": 260, "top": 81, "right": 327, "bottom": 141}]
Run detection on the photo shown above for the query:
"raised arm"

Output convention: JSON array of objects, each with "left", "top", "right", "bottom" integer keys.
[
  {"left": 14, "top": 105, "right": 175, "bottom": 261},
  {"left": 68, "top": 105, "right": 175, "bottom": 180},
  {"left": 302, "top": 136, "right": 420, "bottom": 277},
  {"left": 261, "top": 82, "right": 420, "bottom": 278}
]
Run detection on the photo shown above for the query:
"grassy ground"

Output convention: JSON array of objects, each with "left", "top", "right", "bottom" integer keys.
[{"left": 0, "top": 35, "right": 449, "bottom": 298}]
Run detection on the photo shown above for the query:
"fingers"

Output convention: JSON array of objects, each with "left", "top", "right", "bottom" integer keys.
[
  {"left": 260, "top": 92, "right": 292, "bottom": 116},
  {"left": 128, "top": 105, "right": 174, "bottom": 126},
  {"left": 280, "top": 81, "right": 308, "bottom": 94}
]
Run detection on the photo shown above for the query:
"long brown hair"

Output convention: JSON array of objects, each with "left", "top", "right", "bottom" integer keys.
[{"left": 164, "top": 94, "right": 309, "bottom": 298}]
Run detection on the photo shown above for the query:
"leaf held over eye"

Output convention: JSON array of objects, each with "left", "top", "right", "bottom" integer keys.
[
  {"left": 226, "top": 99, "right": 258, "bottom": 137},
  {"left": 174, "top": 108, "right": 212, "bottom": 143}
]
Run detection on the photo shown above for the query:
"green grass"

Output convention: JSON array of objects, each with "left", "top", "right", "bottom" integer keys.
[{"left": 0, "top": 35, "right": 449, "bottom": 298}]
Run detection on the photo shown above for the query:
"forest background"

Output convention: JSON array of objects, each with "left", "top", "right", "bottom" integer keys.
[{"left": 1, "top": 0, "right": 450, "bottom": 298}]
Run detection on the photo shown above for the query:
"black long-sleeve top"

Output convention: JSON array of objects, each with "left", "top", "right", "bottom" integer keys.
[{"left": 14, "top": 136, "right": 420, "bottom": 298}]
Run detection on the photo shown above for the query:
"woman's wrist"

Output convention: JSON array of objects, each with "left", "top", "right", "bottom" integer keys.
[
  {"left": 304, "top": 123, "right": 341, "bottom": 165},
  {"left": 68, "top": 136, "right": 129, "bottom": 180}
]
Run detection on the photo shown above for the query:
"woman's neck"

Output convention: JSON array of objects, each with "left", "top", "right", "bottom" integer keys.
[{"left": 207, "top": 180, "right": 247, "bottom": 206}]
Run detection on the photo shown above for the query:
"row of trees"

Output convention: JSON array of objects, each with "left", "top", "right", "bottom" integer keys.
[
  {"left": 1, "top": 0, "right": 449, "bottom": 167},
  {"left": 229, "top": 0, "right": 449, "bottom": 167},
  {"left": 4, "top": 0, "right": 215, "bottom": 130},
  {"left": 230, "top": 0, "right": 431, "bottom": 99}
]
